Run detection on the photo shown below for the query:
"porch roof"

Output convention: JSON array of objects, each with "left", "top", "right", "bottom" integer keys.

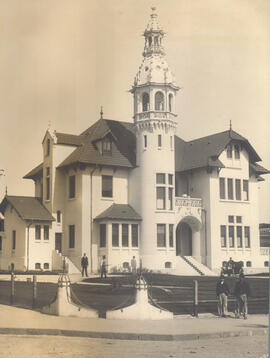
[{"left": 94, "top": 204, "right": 142, "bottom": 221}]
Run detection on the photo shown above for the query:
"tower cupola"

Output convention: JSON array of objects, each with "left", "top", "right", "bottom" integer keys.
[{"left": 131, "top": 8, "right": 179, "bottom": 125}]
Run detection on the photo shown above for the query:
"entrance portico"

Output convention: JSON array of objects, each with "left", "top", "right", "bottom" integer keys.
[{"left": 176, "top": 216, "right": 202, "bottom": 260}]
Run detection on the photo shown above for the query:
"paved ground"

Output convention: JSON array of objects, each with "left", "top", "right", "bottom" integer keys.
[{"left": 0, "top": 334, "right": 267, "bottom": 358}]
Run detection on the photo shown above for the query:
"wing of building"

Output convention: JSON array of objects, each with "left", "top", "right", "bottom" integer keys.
[{"left": 0, "top": 9, "right": 269, "bottom": 274}]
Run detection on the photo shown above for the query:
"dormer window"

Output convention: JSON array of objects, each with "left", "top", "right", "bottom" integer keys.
[
  {"left": 102, "top": 138, "right": 112, "bottom": 155},
  {"left": 234, "top": 144, "right": 240, "bottom": 159}
]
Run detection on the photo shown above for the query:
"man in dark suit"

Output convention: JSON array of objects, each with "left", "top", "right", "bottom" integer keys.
[
  {"left": 234, "top": 273, "right": 250, "bottom": 319},
  {"left": 81, "top": 253, "right": 89, "bottom": 277},
  {"left": 216, "top": 274, "right": 230, "bottom": 317}
]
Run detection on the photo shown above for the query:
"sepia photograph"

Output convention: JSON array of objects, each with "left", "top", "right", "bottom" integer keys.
[{"left": 0, "top": 1, "right": 269, "bottom": 357}]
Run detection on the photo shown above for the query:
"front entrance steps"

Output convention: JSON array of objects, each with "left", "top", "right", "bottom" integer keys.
[
  {"left": 173, "top": 256, "right": 216, "bottom": 276},
  {"left": 52, "top": 250, "right": 81, "bottom": 274}
]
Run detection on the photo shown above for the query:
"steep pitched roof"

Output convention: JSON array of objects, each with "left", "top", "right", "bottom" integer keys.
[
  {"left": 55, "top": 132, "right": 82, "bottom": 146},
  {"left": 94, "top": 204, "right": 142, "bottom": 221},
  {"left": 0, "top": 196, "right": 55, "bottom": 222},
  {"left": 58, "top": 119, "right": 136, "bottom": 169},
  {"left": 175, "top": 129, "right": 262, "bottom": 172},
  {"left": 23, "top": 163, "right": 43, "bottom": 180}
]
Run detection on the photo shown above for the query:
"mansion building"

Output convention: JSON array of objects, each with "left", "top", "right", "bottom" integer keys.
[{"left": 0, "top": 10, "right": 269, "bottom": 275}]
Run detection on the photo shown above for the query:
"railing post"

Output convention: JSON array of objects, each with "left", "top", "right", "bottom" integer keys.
[
  {"left": 32, "top": 275, "right": 37, "bottom": 309},
  {"left": 10, "top": 273, "right": 15, "bottom": 305},
  {"left": 193, "top": 279, "right": 198, "bottom": 317}
]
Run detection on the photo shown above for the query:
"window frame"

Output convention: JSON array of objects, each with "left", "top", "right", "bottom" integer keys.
[
  {"left": 44, "top": 225, "right": 49, "bottom": 240},
  {"left": 131, "top": 224, "right": 138, "bottom": 247},
  {"left": 112, "top": 223, "right": 119, "bottom": 247},
  {"left": 157, "top": 224, "right": 166, "bottom": 248},
  {"left": 69, "top": 175, "right": 76, "bottom": 199},
  {"left": 12, "top": 230, "right": 16, "bottom": 250},
  {"left": 102, "top": 175, "right": 113, "bottom": 198},
  {"left": 122, "top": 224, "right": 129, "bottom": 247},
  {"left": 100, "top": 224, "right": 106, "bottom": 248},
  {"left": 35, "top": 225, "right": 41, "bottom": 240},
  {"left": 69, "top": 225, "right": 75, "bottom": 249}
]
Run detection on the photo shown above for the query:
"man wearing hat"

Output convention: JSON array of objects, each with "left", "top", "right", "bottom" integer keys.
[
  {"left": 216, "top": 274, "right": 230, "bottom": 317},
  {"left": 234, "top": 273, "right": 250, "bottom": 319}
]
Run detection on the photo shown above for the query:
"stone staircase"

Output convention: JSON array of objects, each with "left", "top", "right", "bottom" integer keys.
[
  {"left": 173, "top": 256, "right": 216, "bottom": 276},
  {"left": 52, "top": 250, "right": 81, "bottom": 274},
  {"left": 185, "top": 256, "right": 216, "bottom": 276}
]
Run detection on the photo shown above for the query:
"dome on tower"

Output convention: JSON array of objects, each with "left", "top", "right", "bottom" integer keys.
[
  {"left": 134, "top": 56, "right": 176, "bottom": 86},
  {"left": 133, "top": 8, "right": 177, "bottom": 87}
]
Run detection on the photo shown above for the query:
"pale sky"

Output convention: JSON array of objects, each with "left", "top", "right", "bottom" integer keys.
[{"left": 0, "top": 0, "right": 269, "bottom": 221}]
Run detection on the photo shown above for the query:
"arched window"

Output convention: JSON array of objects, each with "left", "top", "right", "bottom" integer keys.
[
  {"left": 165, "top": 261, "right": 172, "bottom": 269},
  {"left": 44, "top": 263, "right": 49, "bottom": 270},
  {"left": 246, "top": 261, "right": 252, "bottom": 267},
  {"left": 264, "top": 261, "right": 269, "bottom": 267},
  {"left": 142, "top": 92, "right": 149, "bottom": 112},
  {"left": 155, "top": 91, "right": 164, "bottom": 111},
  {"left": 35, "top": 263, "right": 41, "bottom": 270},
  {"left": 169, "top": 94, "right": 173, "bottom": 112},
  {"left": 122, "top": 262, "right": 130, "bottom": 272}
]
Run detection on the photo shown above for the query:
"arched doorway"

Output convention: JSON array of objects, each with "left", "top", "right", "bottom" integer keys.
[
  {"left": 176, "top": 222, "right": 192, "bottom": 256},
  {"left": 176, "top": 216, "right": 202, "bottom": 258}
]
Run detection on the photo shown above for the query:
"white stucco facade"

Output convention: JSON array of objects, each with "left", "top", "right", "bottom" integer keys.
[{"left": 0, "top": 10, "right": 268, "bottom": 274}]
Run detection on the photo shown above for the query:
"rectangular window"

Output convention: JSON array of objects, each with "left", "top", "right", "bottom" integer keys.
[
  {"left": 229, "top": 226, "right": 234, "bottom": 247},
  {"left": 236, "top": 216, "right": 242, "bottom": 223},
  {"left": 0, "top": 236, "right": 2, "bottom": 251},
  {"left": 228, "top": 215, "right": 234, "bottom": 223},
  {"left": 170, "top": 136, "right": 173, "bottom": 150},
  {"left": 102, "top": 175, "right": 113, "bottom": 198},
  {"left": 234, "top": 145, "right": 240, "bottom": 159},
  {"left": 220, "top": 225, "right": 226, "bottom": 248},
  {"left": 47, "top": 139, "right": 50, "bottom": 156},
  {"left": 12, "top": 230, "right": 16, "bottom": 250},
  {"left": 46, "top": 178, "right": 50, "bottom": 200},
  {"left": 227, "top": 145, "right": 232, "bottom": 158},
  {"left": 69, "top": 225, "right": 75, "bottom": 248},
  {"left": 168, "top": 174, "right": 173, "bottom": 185},
  {"left": 46, "top": 167, "right": 50, "bottom": 176},
  {"left": 235, "top": 179, "right": 241, "bottom": 200},
  {"left": 168, "top": 187, "right": 173, "bottom": 210},
  {"left": 131, "top": 224, "right": 138, "bottom": 247},
  {"left": 156, "top": 173, "right": 165, "bottom": 184},
  {"left": 44, "top": 225, "right": 49, "bottom": 240},
  {"left": 69, "top": 175, "right": 76, "bottom": 199},
  {"left": 158, "top": 134, "right": 162, "bottom": 148},
  {"left": 227, "top": 178, "right": 234, "bottom": 200},
  {"left": 237, "top": 226, "right": 242, "bottom": 248},
  {"left": 35, "top": 225, "right": 41, "bottom": 240},
  {"left": 0, "top": 220, "right": 4, "bottom": 232},
  {"left": 169, "top": 224, "right": 174, "bottom": 247},
  {"left": 112, "top": 224, "right": 119, "bottom": 247},
  {"left": 100, "top": 224, "right": 106, "bottom": 248},
  {"left": 244, "top": 226, "right": 250, "bottom": 248},
  {"left": 156, "top": 187, "right": 165, "bottom": 210},
  {"left": 57, "top": 210, "right": 61, "bottom": 223},
  {"left": 157, "top": 224, "right": 166, "bottom": 247},
  {"left": 122, "top": 224, "right": 129, "bottom": 247},
  {"left": 219, "top": 178, "right": 225, "bottom": 199},
  {"left": 243, "top": 180, "right": 249, "bottom": 201},
  {"left": 144, "top": 135, "right": 147, "bottom": 148}
]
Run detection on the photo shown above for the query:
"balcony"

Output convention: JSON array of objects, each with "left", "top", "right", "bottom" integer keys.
[
  {"left": 134, "top": 111, "right": 177, "bottom": 122},
  {"left": 260, "top": 248, "right": 270, "bottom": 256},
  {"left": 175, "top": 196, "right": 202, "bottom": 208}
]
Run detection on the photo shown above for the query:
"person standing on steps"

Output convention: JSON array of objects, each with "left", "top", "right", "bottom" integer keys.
[
  {"left": 216, "top": 274, "right": 230, "bottom": 317},
  {"left": 81, "top": 253, "right": 89, "bottom": 277},
  {"left": 100, "top": 255, "right": 107, "bottom": 278}
]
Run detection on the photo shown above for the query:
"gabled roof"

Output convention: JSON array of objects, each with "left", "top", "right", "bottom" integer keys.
[
  {"left": 175, "top": 129, "right": 262, "bottom": 172},
  {"left": 55, "top": 132, "right": 82, "bottom": 146},
  {"left": 23, "top": 163, "right": 43, "bottom": 180},
  {"left": 58, "top": 119, "right": 136, "bottom": 169},
  {"left": 0, "top": 196, "right": 55, "bottom": 222},
  {"left": 94, "top": 204, "right": 142, "bottom": 221}
]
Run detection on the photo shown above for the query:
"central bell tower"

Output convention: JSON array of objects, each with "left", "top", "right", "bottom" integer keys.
[{"left": 129, "top": 8, "right": 179, "bottom": 269}]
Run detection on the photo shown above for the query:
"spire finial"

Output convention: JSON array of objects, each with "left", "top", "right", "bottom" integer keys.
[
  {"left": 100, "top": 106, "right": 103, "bottom": 120},
  {"left": 229, "top": 120, "right": 232, "bottom": 131}
]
